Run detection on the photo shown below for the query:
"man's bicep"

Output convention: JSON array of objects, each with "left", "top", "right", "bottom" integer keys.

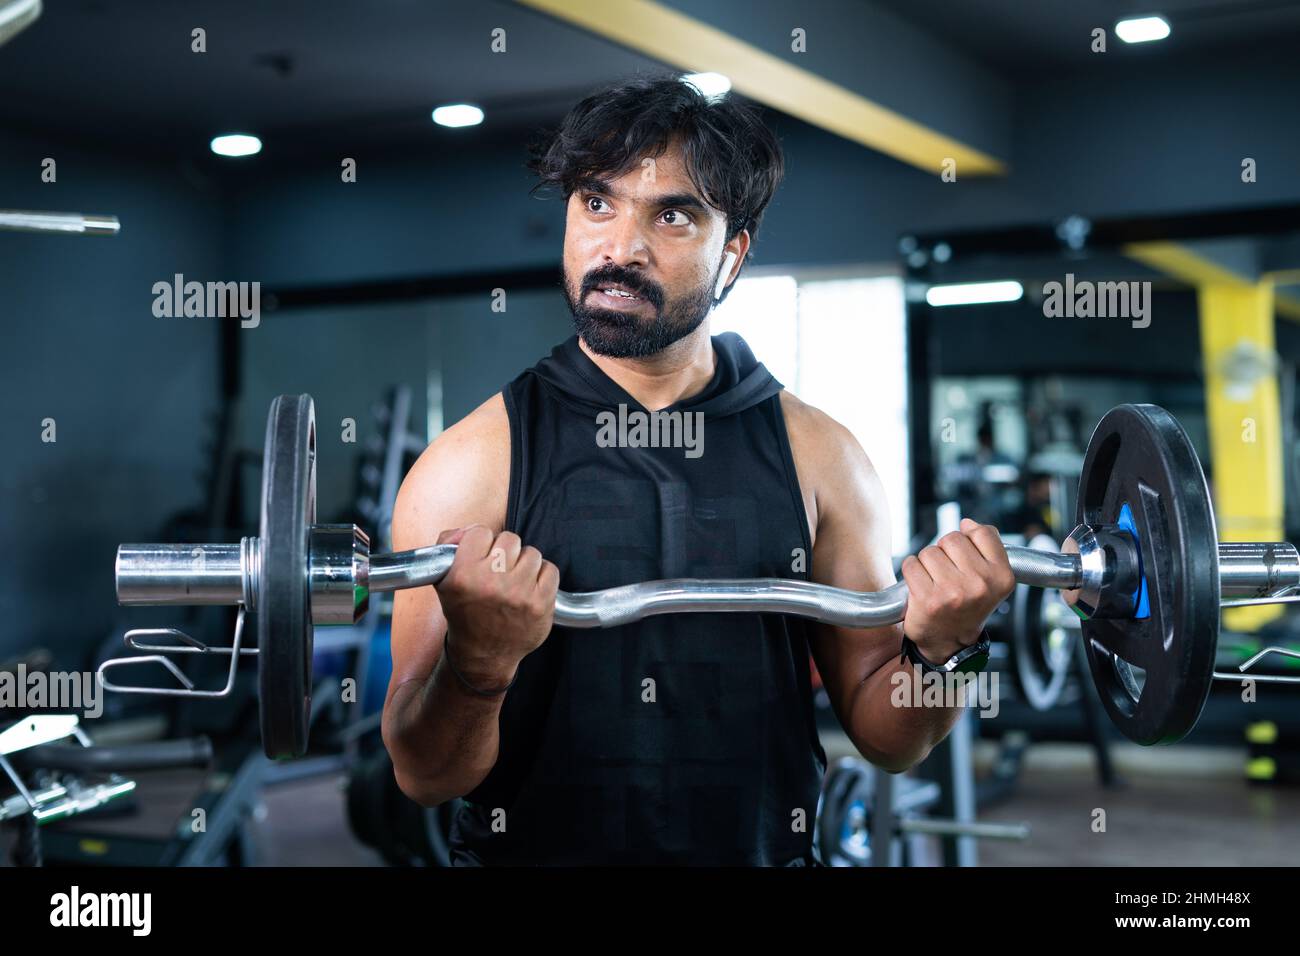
[
  {"left": 385, "top": 464, "right": 459, "bottom": 702},
  {"left": 386, "top": 397, "right": 510, "bottom": 698},
  {"left": 805, "top": 431, "right": 903, "bottom": 722}
]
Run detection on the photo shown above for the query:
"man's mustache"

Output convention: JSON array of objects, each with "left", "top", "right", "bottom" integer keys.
[{"left": 582, "top": 274, "right": 663, "bottom": 306}]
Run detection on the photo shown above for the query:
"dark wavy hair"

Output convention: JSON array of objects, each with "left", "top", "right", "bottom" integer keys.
[{"left": 526, "top": 73, "right": 785, "bottom": 290}]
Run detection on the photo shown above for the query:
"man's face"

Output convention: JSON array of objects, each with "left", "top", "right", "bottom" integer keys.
[{"left": 560, "top": 139, "right": 745, "bottom": 358}]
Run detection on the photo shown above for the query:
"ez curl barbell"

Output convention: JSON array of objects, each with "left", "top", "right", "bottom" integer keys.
[{"left": 100, "top": 395, "right": 1300, "bottom": 758}]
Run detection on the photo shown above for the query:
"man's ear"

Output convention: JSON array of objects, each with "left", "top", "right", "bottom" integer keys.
[{"left": 714, "top": 250, "right": 739, "bottom": 300}]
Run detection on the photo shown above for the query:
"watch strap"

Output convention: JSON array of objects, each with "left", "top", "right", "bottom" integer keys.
[{"left": 900, "top": 630, "right": 991, "bottom": 674}]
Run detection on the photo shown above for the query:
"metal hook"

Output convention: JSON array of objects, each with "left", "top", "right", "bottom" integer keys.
[
  {"left": 96, "top": 608, "right": 251, "bottom": 698},
  {"left": 1220, "top": 595, "right": 1300, "bottom": 608},
  {"left": 1213, "top": 645, "right": 1300, "bottom": 685},
  {"left": 1221, "top": 584, "right": 1300, "bottom": 608},
  {"left": 123, "top": 627, "right": 257, "bottom": 656}
]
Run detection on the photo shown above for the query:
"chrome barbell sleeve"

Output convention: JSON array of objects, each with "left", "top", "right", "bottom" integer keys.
[
  {"left": 116, "top": 542, "right": 253, "bottom": 607},
  {"left": 1217, "top": 542, "right": 1300, "bottom": 597}
]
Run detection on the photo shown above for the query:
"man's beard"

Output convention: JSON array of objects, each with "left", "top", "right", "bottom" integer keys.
[{"left": 563, "top": 265, "right": 715, "bottom": 358}]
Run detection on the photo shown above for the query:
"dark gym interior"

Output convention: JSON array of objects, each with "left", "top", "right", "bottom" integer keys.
[{"left": 2, "top": 0, "right": 1300, "bottom": 881}]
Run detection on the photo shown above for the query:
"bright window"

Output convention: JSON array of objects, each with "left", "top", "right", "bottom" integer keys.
[{"left": 714, "top": 274, "right": 911, "bottom": 554}]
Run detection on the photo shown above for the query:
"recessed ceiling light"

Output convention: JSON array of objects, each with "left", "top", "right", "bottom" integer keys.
[
  {"left": 210, "top": 134, "right": 262, "bottom": 157},
  {"left": 1115, "top": 15, "right": 1171, "bottom": 44},
  {"left": 681, "top": 72, "right": 731, "bottom": 100},
  {"left": 432, "top": 104, "right": 484, "bottom": 128}
]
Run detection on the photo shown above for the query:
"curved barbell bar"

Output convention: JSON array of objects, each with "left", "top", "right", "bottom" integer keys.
[{"left": 114, "top": 533, "right": 1299, "bottom": 631}]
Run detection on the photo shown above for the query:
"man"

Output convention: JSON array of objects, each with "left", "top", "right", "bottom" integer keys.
[
  {"left": 1007, "top": 472, "right": 1058, "bottom": 541},
  {"left": 382, "top": 74, "right": 1015, "bottom": 865}
]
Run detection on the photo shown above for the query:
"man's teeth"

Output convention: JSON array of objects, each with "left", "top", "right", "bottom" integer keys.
[{"left": 602, "top": 288, "right": 638, "bottom": 298}]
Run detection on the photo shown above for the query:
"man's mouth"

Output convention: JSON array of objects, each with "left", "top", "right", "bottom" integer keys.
[{"left": 589, "top": 285, "right": 648, "bottom": 309}]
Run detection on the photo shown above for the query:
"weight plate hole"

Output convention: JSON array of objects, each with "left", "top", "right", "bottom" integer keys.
[{"left": 1111, "top": 657, "right": 1145, "bottom": 704}]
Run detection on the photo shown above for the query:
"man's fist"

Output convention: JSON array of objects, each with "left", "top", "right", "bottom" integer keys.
[
  {"left": 433, "top": 525, "right": 560, "bottom": 686},
  {"left": 899, "top": 518, "right": 1016, "bottom": 662}
]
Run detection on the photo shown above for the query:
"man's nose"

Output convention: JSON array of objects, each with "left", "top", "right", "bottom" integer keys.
[{"left": 598, "top": 214, "right": 651, "bottom": 265}]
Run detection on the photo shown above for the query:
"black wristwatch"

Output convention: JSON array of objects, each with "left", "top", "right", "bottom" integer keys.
[{"left": 900, "top": 631, "right": 991, "bottom": 675}]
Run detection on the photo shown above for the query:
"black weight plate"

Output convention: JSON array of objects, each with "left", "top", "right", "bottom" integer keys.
[
  {"left": 836, "top": 766, "right": 875, "bottom": 867},
  {"left": 258, "top": 394, "right": 316, "bottom": 759},
  {"left": 1011, "top": 534, "right": 1077, "bottom": 711},
  {"left": 1076, "top": 404, "right": 1219, "bottom": 745},
  {"left": 816, "top": 758, "right": 870, "bottom": 866}
]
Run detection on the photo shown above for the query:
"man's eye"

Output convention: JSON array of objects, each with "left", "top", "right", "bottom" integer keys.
[
  {"left": 662, "top": 209, "right": 690, "bottom": 225},
  {"left": 587, "top": 196, "right": 608, "bottom": 213}
]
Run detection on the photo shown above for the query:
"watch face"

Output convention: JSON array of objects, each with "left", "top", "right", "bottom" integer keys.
[
  {"left": 955, "top": 651, "right": 989, "bottom": 674},
  {"left": 905, "top": 635, "right": 989, "bottom": 674}
]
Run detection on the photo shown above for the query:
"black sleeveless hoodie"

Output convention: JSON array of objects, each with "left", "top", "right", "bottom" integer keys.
[{"left": 448, "top": 332, "right": 827, "bottom": 865}]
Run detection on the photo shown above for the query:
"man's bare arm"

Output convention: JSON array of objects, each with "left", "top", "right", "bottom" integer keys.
[
  {"left": 380, "top": 394, "right": 512, "bottom": 806},
  {"left": 783, "top": 395, "right": 966, "bottom": 772}
]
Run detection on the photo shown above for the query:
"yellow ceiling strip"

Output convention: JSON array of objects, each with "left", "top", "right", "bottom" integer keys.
[
  {"left": 1275, "top": 297, "right": 1300, "bottom": 320},
  {"left": 1121, "top": 241, "right": 1251, "bottom": 287},
  {"left": 1124, "top": 241, "right": 1300, "bottom": 322},
  {"left": 516, "top": 0, "right": 1006, "bottom": 176}
]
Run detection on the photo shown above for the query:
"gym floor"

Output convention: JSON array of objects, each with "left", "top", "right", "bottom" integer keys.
[
  {"left": 247, "top": 739, "right": 1300, "bottom": 867},
  {"left": 972, "top": 748, "right": 1300, "bottom": 867}
]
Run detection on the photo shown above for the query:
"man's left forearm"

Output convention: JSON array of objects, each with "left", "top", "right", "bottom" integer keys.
[{"left": 844, "top": 650, "right": 968, "bottom": 773}]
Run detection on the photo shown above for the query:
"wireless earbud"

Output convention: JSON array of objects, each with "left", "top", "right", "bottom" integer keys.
[{"left": 714, "top": 251, "right": 738, "bottom": 301}]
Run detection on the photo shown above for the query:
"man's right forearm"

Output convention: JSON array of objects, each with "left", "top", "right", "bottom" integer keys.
[{"left": 383, "top": 651, "right": 518, "bottom": 807}]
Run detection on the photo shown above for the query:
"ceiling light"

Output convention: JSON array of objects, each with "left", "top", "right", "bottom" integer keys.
[
  {"left": 1115, "top": 15, "right": 1171, "bottom": 44},
  {"left": 210, "top": 134, "right": 262, "bottom": 157},
  {"left": 0, "top": 0, "right": 42, "bottom": 49},
  {"left": 681, "top": 72, "right": 731, "bottom": 100},
  {"left": 432, "top": 104, "right": 484, "bottom": 128}
]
